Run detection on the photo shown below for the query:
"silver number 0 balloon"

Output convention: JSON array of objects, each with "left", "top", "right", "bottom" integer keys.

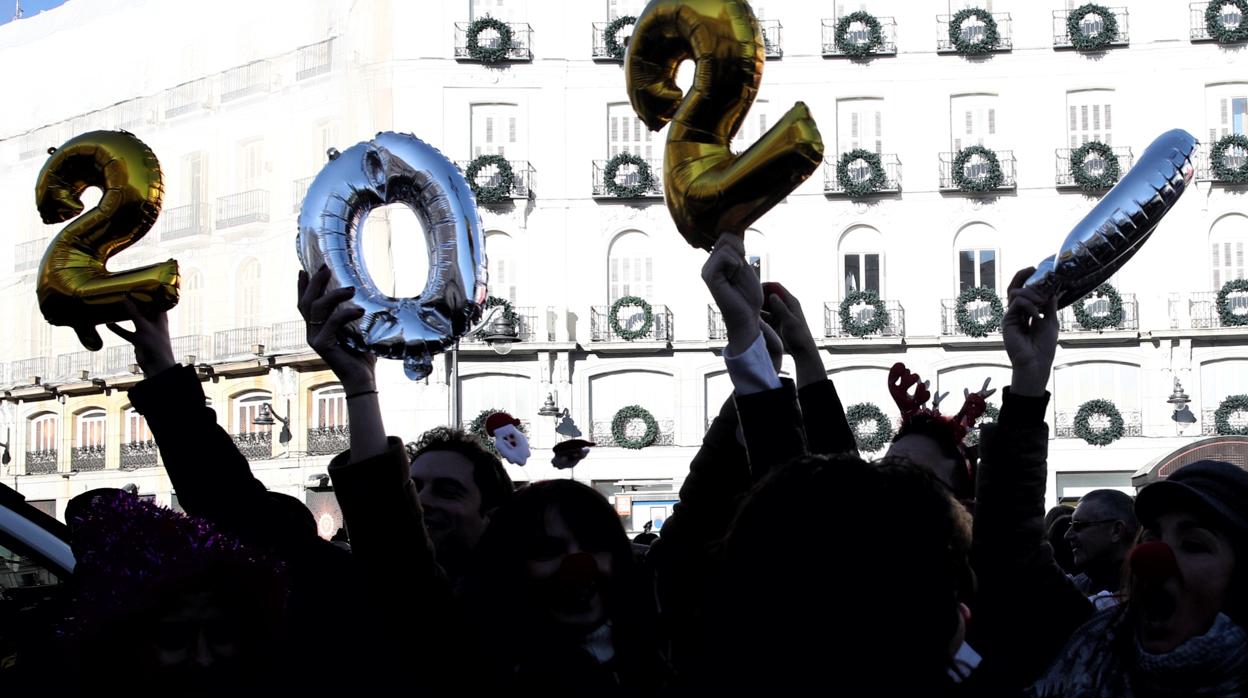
[
  {"left": 1025, "top": 129, "right": 1197, "bottom": 307},
  {"left": 296, "top": 132, "right": 488, "bottom": 380}
]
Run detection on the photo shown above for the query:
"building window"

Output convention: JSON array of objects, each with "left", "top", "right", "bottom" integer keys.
[
  {"left": 472, "top": 103, "right": 521, "bottom": 159},
  {"left": 125, "top": 407, "right": 153, "bottom": 444},
  {"left": 30, "top": 304, "right": 50, "bottom": 359},
  {"left": 950, "top": 0, "right": 992, "bottom": 11},
  {"left": 76, "top": 409, "right": 106, "bottom": 449},
  {"left": 608, "top": 231, "right": 653, "bottom": 302},
  {"left": 1067, "top": 89, "right": 1113, "bottom": 148},
  {"left": 236, "top": 258, "right": 261, "bottom": 328},
  {"left": 486, "top": 232, "right": 518, "bottom": 303},
  {"left": 182, "top": 151, "right": 207, "bottom": 205},
  {"left": 730, "top": 100, "right": 769, "bottom": 153},
  {"left": 237, "top": 138, "right": 264, "bottom": 190},
  {"left": 29, "top": 413, "right": 57, "bottom": 452},
  {"left": 1211, "top": 214, "right": 1248, "bottom": 290},
  {"left": 839, "top": 225, "right": 884, "bottom": 296},
  {"left": 472, "top": 0, "right": 522, "bottom": 22},
  {"left": 837, "top": 98, "right": 884, "bottom": 154},
  {"left": 313, "top": 385, "right": 347, "bottom": 428},
  {"left": 608, "top": 0, "right": 647, "bottom": 19},
  {"left": 234, "top": 391, "right": 271, "bottom": 434},
  {"left": 954, "top": 223, "right": 999, "bottom": 292},
  {"left": 607, "top": 102, "right": 657, "bottom": 160},
  {"left": 950, "top": 94, "right": 998, "bottom": 152},
  {"left": 1207, "top": 83, "right": 1248, "bottom": 143},
  {"left": 1055, "top": 363, "right": 1140, "bottom": 414},
  {"left": 179, "top": 268, "right": 203, "bottom": 337}
]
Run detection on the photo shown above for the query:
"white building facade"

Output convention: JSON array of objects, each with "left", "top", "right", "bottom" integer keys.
[{"left": 1, "top": 0, "right": 1247, "bottom": 533}]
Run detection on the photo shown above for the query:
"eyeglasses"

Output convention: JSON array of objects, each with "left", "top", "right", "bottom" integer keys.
[{"left": 1069, "top": 518, "right": 1117, "bottom": 533}]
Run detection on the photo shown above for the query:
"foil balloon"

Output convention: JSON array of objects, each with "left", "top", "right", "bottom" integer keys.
[
  {"left": 296, "top": 132, "right": 488, "bottom": 381},
  {"left": 1024, "top": 129, "right": 1197, "bottom": 308},
  {"left": 625, "top": 0, "right": 824, "bottom": 250},
  {"left": 35, "top": 130, "right": 179, "bottom": 351}
]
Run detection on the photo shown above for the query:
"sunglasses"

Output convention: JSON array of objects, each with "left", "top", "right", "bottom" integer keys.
[{"left": 1069, "top": 518, "right": 1117, "bottom": 533}]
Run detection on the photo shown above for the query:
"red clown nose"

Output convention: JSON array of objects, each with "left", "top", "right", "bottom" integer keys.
[
  {"left": 1129, "top": 540, "right": 1179, "bottom": 584},
  {"left": 555, "top": 551, "right": 601, "bottom": 588}
]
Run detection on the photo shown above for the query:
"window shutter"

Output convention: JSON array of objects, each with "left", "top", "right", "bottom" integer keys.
[{"left": 987, "top": 108, "right": 996, "bottom": 135}]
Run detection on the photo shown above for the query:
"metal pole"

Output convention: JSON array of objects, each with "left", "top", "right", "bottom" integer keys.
[{"left": 449, "top": 341, "right": 460, "bottom": 428}]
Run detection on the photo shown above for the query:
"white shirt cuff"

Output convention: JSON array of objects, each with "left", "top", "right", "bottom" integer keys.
[{"left": 724, "top": 332, "right": 782, "bottom": 396}]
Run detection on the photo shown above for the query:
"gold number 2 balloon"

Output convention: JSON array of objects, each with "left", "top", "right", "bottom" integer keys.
[
  {"left": 35, "top": 130, "right": 179, "bottom": 351},
  {"left": 625, "top": 0, "right": 824, "bottom": 250}
]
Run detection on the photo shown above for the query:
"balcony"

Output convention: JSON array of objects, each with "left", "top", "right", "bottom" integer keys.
[
  {"left": 456, "top": 160, "right": 534, "bottom": 201},
  {"left": 103, "top": 345, "right": 137, "bottom": 375},
  {"left": 823, "top": 153, "right": 902, "bottom": 196},
  {"left": 1189, "top": 291, "right": 1248, "bottom": 329},
  {"left": 939, "top": 151, "right": 1017, "bottom": 192},
  {"left": 18, "top": 128, "right": 56, "bottom": 161},
  {"left": 825, "top": 299, "right": 905, "bottom": 338},
  {"left": 216, "top": 190, "right": 270, "bottom": 229},
  {"left": 269, "top": 320, "right": 310, "bottom": 352},
  {"left": 293, "top": 176, "right": 314, "bottom": 214},
  {"left": 112, "top": 97, "right": 153, "bottom": 132},
  {"left": 592, "top": 159, "right": 664, "bottom": 199},
  {"left": 1196, "top": 142, "right": 1248, "bottom": 184},
  {"left": 821, "top": 15, "right": 898, "bottom": 57},
  {"left": 220, "top": 61, "right": 271, "bottom": 102},
  {"left": 941, "top": 295, "right": 1005, "bottom": 337},
  {"left": 161, "top": 203, "right": 210, "bottom": 241},
  {"left": 1060, "top": 293, "right": 1139, "bottom": 332},
  {"left": 1053, "top": 7, "right": 1129, "bottom": 49},
  {"left": 232, "top": 431, "right": 273, "bottom": 461},
  {"left": 761, "top": 19, "right": 783, "bottom": 58},
  {"left": 1202, "top": 407, "right": 1248, "bottom": 435},
  {"left": 25, "top": 450, "right": 57, "bottom": 475},
  {"left": 308, "top": 425, "right": 350, "bottom": 456},
  {"left": 591, "top": 20, "right": 633, "bottom": 60},
  {"left": 463, "top": 307, "right": 538, "bottom": 344},
  {"left": 591, "top": 418, "right": 675, "bottom": 448},
  {"left": 15, "top": 238, "right": 47, "bottom": 272},
  {"left": 591, "top": 303, "right": 674, "bottom": 343},
  {"left": 171, "top": 334, "right": 211, "bottom": 364},
  {"left": 1055, "top": 147, "right": 1134, "bottom": 189},
  {"left": 120, "top": 440, "right": 159, "bottom": 470},
  {"left": 1056, "top": 409, "right": 1143, "bottom": 439},
  {"left": 214, "top": 326, "right": 272, "bottom": 360},
  {"left": 12, "top": 358, "right": 50, "bottom": 385},
  {"left": 163, "top": 78, "right": 211, "bottom": 119},
  {"left": 937, "top": 13, "right": 1013, "bottom": 53},
  {"left": 54, "top": 351, "right": 96, "bottom": 382},
  {"left": 454, "top": 21, "right": 534, "bottom": 62},
  {"left": 71, "top": 446, "right": 106, "bottom": 472},
  {"left": 1192, "top": 1, "right": 1247, "bottom": 42},
  {"left": 708, "top": 306, "right": 727, "bottom": 341},
  {"left": 296, "top": 39, "right": 334, "bottom": 80}
]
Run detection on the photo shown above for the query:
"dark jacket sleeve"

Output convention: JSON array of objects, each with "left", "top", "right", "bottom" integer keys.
[
  {"left": 796, "top": 378, "right": 859, "bottom": 457},
  {"left": 737, "top": 378, "right": 807, "bottom": 480},
  {"left": 969, "top": 387, "right": 1093, "bottom": 692}
]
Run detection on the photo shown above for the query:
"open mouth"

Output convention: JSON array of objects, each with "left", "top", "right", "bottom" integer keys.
[{"left": 1139, "top": 587, "right": 1177, "bottom": 625}]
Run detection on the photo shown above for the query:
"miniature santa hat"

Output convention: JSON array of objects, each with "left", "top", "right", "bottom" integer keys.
[{"left": 484, "top": 411, "right": 521, "bottom": 436}]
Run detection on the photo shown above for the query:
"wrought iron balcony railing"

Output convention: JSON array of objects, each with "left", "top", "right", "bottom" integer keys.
[
  {"left": 1196, "top": 141, "right": 1248, "bottom": 183},
  {"left": 214, "top": 326, "right": 272, "bottom": 359},
  {"left": 822, "top": 15, "right": 898, "bottom": 56},
  {"left": 590, "top": 303, "right": 675, "bottom": 342},
  {"left": 708, "top": 306, "right": 727, "bottom": 341},
  {"left": 1055, "top": 409, "right": 1143, "bottom": 439},
  {"left": 54, "top": 351, "right": 96, "bottom": 382},
  {"left": 1059, "top": 293, "right": 1139, "bottom": 332},
  {"left": 103, "top": 345, "right": 137, "bottom": 375},
  {"left": 592, "top": 159, "right": 664, "bottom": 198},
  {"left": 591, "top": 419, "right": 676, "bottom": 448},
  {"left": 25, "top": 449, "right": 57, "bottom": 475},
  {"left": 941, "top": 295, "right": 1006, "bottom": 337},
  {"left": 592, "top": 20, "right": 632, "bottom": 60},
  {"left": 454, "top": 21, "right": 534, "bottom": 61},
  {"left": 937, "top": 13, "right": 1013, "bottom": 52},
  {"left": 71, "top": 445, "right": 106, "bottom": 472},
  {"left": 171, "top": 335, "right": 212, "bottom": 365},
  {"left": 1190, "top": 291, "right": 1248, "bottom": 329},
  {"left": 455, "top": 160, "right": 535, "bottom": 200},
  {"left": 12, "top": 358, "right": 50, "bottom": 384},
  {"left": 220, "top": 61, "right": 272, "bottom": 102},
  {"left": 825, "top": 299, "right": 906, "bottom": 338},
  {"left": 1053, "top": 7, "right": 1129, "bottom": 48},
  {"left": 164, "top": 78, "right": 212, "bottom": 119},
  {"left": 939, "top": 151, "right": 1017, "bottom": 191},
  {"left": 1192, "top": 1, "right": 1246, "bottom": 41},
  {"left": 761, "top": 19, "right": 783, "bottom": 58},
  {"left": 293, "top": 176, "right": 314, "bottom": 214},
  {"left": 308, "top": 425, "right": 351, "bottom": 456},
  {"left": 296, "top": 39, "right": 335, "bottom": 80},
  {"left": 823, "top": 153, "right": 902, "bottom": 195},
  {"left": 120, "top": 440, "right": 159, "bottom": 470},
  {"left": 232, "top": 431, "right": 273, "bottom": 461},
  {"left": 269, "top": 320, "right": 309, "bottom": 352},
  {"left": 216, "top": 190, "right": 270, "bottom": 229},
  {"left": 1055, "top": 147, "right": 1135, "bottom": 188},
  {"left": 463, "top": 308, "right": 538, "bottom": 344},
  {"left": 15, "top": 238, "right": 47, "bottom": 272},
  {"left": 161, "top": 203, "right": 211, "bottom": 241}
]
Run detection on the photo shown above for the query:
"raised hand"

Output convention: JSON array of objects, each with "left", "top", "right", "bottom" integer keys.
[
  {"left": 105, "top": 299, "right": 176, "bottom": 378},
  {"left": 763, "top": 282, "right": 824, "bottom": 387},
  {"left": 297, "top": 266, "right": 376, "bottom": 393},
  {"left": 1003, "top": 267, "right": 1058, "bottom": 397},
  {"left": 702, "top": 233, "right": 763, "bottom": 355}
]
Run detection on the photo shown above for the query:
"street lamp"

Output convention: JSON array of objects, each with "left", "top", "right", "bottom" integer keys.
[
  {"left": 481, "top": 312, "right": 520, "bottom": 355},
  {"left": 1168, "top": 379, "right": 1197, "bottom": 425},
  {"left": 254, "top": 400, "right": 294, "bottom": 445}
]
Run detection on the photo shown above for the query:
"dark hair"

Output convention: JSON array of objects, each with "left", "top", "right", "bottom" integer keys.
[
  {"left": 408, "top": 427, "right": 514, "bottom": 513},
  {"left": 892, "top": 415, "right": 977, "bottom": 500},
  {"left": 1080, "top": 489, "right": 1139, "bottom": 537},
  {"left": 1044, "top": 504, "right": 1075, "bottom": 532},
  {"left": 714, "top": 453, "right": 973, "bottom": 692}
]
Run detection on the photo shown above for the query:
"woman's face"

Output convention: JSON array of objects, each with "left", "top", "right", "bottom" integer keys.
[
  {"left": 523, "top": 506, "right": 615, "bottom": 633},
  {"left": 1136, "top": 511, "right": 1237, "bottom": 653}
]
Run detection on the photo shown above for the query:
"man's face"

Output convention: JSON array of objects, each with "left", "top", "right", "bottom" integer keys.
[
  {"left": 1065, "top": 500, "right": 1123, "bottom": 569},
  {"left": 886, "top": 434, "right": 961, "bottom": 489},
  {"left": 410, "top": 450, "right": 488, "bottom": 561}
]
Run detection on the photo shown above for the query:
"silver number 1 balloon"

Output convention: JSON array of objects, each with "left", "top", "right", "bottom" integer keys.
[
  {"left": 296, "top": 132, "right": 488, "bottom": 380},
  {"left": 1025, "top": 129, "right": 1197, "bottom": 307}
]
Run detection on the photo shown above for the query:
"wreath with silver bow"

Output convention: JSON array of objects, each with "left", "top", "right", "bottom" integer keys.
[
  {"left": 476, "top": 296, "right": 517, "bottom": 339},
  {"left": 1073, "top": 399, "right": 1125, "bottom": 446},
  {"left": 604, "top": 15, "right": 636, "bottom": 60},
  {"left": 1072, "top": 283, "right": 1124, "bottom": 330},
  {"left": 839, "top": 290, "right": 890, "bottom": 337},
  {"left": 1206, "top": 0, "right": 1248, "bottom": 44},
  {"left": 836, "top": 149, "right": 887, "bottom": 197},
  {"left": 846, "top": 403, "right": 893, "bottom": 453},
  {"left": 1217, "top": 278, "right": 1248, "bottom": 326},
  {"left": 1215, "top": 394, "right": 1248, "bottom": 435},
  {"left": 949, "top": 8, "right": 1000, "bottom": 55},
  {"left": 1070, "top": 141, "right": 1121, "bottom": 191},
  {"left": 834, "top": 11, "right": 884, "bottom": 58},
  {"left": 466, "top": 16, "right": 513, "bottom": 64},
  {"left": 955, "top": 286, "right": 1004, "bottom": 337},
  {"left": 952, "top": 145, "right": 1004, "bottom": 192},
  {"left": 465, "top": 154, "right": 515, "bottom": 204},
  {"left": 1211, "top": 134, "right": 1248, "bottom": 184},
  {"left": 1067, "top": 4, "right": 1119, "bottom": 51},
  {"left": 611, "top": 405, "right": 659, "bottom": 449},
  {"left": 603, "top": 152, "right": 655, "bottom": 198},
  {"left": 609, "top": 295, "right": 653, "bottom": 341}
]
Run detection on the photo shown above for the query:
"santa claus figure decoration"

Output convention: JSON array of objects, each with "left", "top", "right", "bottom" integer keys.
[{"left": 485, "top": 412, "right": 531, "bottom": 466}]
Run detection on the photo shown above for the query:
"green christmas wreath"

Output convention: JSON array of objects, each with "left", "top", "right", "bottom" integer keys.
[
  {"left": 603, "top": 152, "right": 655, "bottom": 198},
  {"left": 1217, "top": 278, "right": 1248, "bottom": 326},
  {"left": 609, "top": 295, "right": 654, "bottom": 340},
  {"left": 949, "top": 8, "right": 1000, "bottom": 55},
  {"left": 1214, "top": 394, "right": 1248, "bottom": 435},
  {"left": 1211, "top": 134, "right": 1248, "bottom": 183},
  {"left": 604, "top": 15, "right": 636, "bottom": 60},
  {"left": 839, "top": 290, "right": 890, "bottom": 337},
  {"left": 1073, "top": 399, "right": 1125, "bottom": 446},
  {"left": 465, "top": 154, "right": 515, "bottom": 204},
  {"left": 953, "top": 145, "right": 1004, "bottom": 192},
  {"left": 466, "top": 16, "right": 513, "bottom": 64},
  {"left": 1205, "top": 0, "right": 1248, "bottom": 44},
  {"left": 469, "top": 408, "right": 526, "bottom": 456},
  {"left": 611, "top": 405, "right": 659, "bottom": 449},
  {"left": 834, "top": 11, "right": 884, "bottom": 58},
  {"left": 476, "top": 296, "right": 518, "bottom": 338},
  {"left": 964, "top": 403, "right": 1000, "bottom": 447},
  {"left": 955, "top": 286, "right": 1004, "bottom": 337},
  {"left": 1070, "top": 141, "right": 1121, "bottom": 191},
  {"left": 846, "top": 402, "right": 893, "bottom": 453},
  {"left": 836, "top": 149, "right": 887, "bottom": 197},
  {"left": 1072, "top": 283, "right": 1124, "bottom": 330},
  {"left": 1067, "top": 4, "right": 1119, "bottom": 51}
]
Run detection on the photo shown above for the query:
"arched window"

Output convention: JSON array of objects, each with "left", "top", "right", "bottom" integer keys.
[
  {"left": 313, "top": 385, "right": 347, "bottom": 429},
  {"left": 236, "top": 258, "right": 261, "bottom": 328},
  {"left": 233, "top": 391, "right": 271, "bottom": 434},
  {"left": 590, "top": 370, "right": 675, "bottom": 446},
  {"left": 472, "top": 103, "right": 522, "bottom": 159},
  {"left": 608, "top": 231, "right": 653, "bottom": 302},
  {"left": 28, "top": 412, "right": 57, "bottom": 453},
  {"left": 950, "top": 94, "right": 998, "bottom": 151},
  {"left": 1210, "top": 214, "right": 1248, "bottom": 290},
  {"left": 486, "top": 232, "right": 518, "bottom": 303},
  {"left": 1201, "top": 360, "right": 1248, "bottom": 427},
  {"left": 839, "top": 225, "right": 884, "bottom": 296},
  {"left": 1054, "top": 362, "right": 1140, "bottom": 416},
  {"left": 460, "top": 373, "right": 533, "bottom": 431},
  {"left": 1067, "top": 89, "right": 1114, "bottom": 148},
  {"left": 953, "top": 223, "right": 999, "bottom": 292},
  {"left": 76, "top": 408, "right": 106, "bottom": 449},
  {"left": 179, "top": 268, "right": 203, "bottom": 337},
  {"left": 124, "top": 407, "right": 153, "bottom": 444},
  {"left": 837, "top": 98, "right": 884, "bottom": 154}
]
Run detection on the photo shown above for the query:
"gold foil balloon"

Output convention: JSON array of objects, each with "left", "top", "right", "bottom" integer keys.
[
  {"left": 625, "top": 0, "right": 824, "bottom": 250},
  {"left": 35, "top": 131, "right": 179, "bottom": 351}
]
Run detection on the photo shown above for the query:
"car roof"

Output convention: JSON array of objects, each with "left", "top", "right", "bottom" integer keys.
[{"left": 0, "top": 481, "right": 74, "bottom": 575}]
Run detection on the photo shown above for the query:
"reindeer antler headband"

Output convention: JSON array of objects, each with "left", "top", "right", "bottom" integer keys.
[{"left": 888, "top": 362, "right": 992, "bottom": 446}]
